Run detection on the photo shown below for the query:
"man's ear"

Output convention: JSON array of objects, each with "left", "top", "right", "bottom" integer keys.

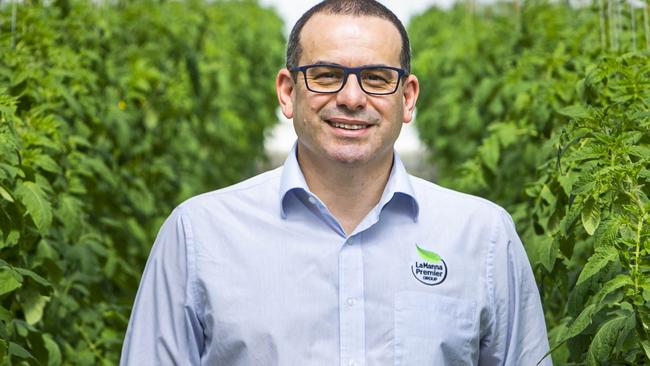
[
  {"left": 276, "top": 68, "right": 295, "bottom": 119},
  {"left": 401, "top": 74, "right": 419, "bottom": 124}
]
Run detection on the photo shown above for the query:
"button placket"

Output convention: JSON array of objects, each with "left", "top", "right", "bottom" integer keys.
[{"left": 339, "top": 236, "right": 365, "bottom": 366}]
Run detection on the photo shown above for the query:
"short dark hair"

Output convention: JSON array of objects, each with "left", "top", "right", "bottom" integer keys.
[{"left": 286, "top": 0, "right": 411, "bottom": 74}]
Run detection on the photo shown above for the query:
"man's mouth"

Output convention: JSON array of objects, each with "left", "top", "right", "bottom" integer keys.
[
  {"left": 330, "top": 121, "right": 367, "bottom": 130},
  {"left": 326, "top": 119, "right": 371, "bottom": 131}
]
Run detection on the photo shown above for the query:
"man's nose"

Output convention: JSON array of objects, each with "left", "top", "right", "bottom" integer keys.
[{"left": 336, "top": 74, "right": 367, "bottom": 110}]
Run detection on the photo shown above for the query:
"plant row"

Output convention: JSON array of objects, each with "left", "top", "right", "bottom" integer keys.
[
  {"left": 0, "top": 1, "right": 285, "bottom": 364},
  {"left": 410, "top": 1, "right": 650, "bottom": 364}
]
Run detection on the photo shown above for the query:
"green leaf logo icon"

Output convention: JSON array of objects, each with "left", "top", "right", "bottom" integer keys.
[{"left": 416, "top": 244, "right": 441, "bottom": 263}]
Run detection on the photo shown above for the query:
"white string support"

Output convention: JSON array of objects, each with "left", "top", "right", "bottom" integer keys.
[
  {"left": 10, "top": 0, "right": 16, "bottom": 49},
  {"left": 616, "top": 0, "right": 624, "bottom": 51},
  {"left": 630, "top": 1, "right": 637, "bottom": 51},
  {"left": 643, "top": 1, "right": 650, "bottom": 50},
  {"left": 608, "top": 0, "right": 615, "bottom": 51},
  {"left": 513, "top": 0, "right": 520, "bottom": 22},
  {"left": 600, "top": 0, "right": 608, "bottom": 50}
]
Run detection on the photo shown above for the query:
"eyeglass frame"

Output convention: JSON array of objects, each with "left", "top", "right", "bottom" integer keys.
[{"left": 289, "top": 63, "right": 408, "bottom": 96}]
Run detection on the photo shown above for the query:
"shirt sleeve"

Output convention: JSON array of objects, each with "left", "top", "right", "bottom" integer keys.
[
  {"left": 479, "top": 209, "right": 552, "bottom": 366},
  {"left": 120, "top": 207, "right": 204, "bottom": 365}
]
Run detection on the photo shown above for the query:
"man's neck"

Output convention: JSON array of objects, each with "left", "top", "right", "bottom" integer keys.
[{"left": 297, "top": 146, "right": 393, "bottom": 236}]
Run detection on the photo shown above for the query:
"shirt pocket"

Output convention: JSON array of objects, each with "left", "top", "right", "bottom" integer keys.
[{"left": 394, "top": 291, "right": 478, "bottom": 366}]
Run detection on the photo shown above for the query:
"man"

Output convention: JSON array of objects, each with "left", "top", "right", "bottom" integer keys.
[{"left": 120, "top": 0, "right": 552, "bottom": 365}]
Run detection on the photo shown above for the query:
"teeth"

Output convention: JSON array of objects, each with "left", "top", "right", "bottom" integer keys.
[{"left": 331, "top": 122, "right": 367, "bottom": 130}]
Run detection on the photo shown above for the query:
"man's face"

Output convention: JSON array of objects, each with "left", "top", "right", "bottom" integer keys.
[{"left": 277, "top": 13, "right": 419, "bottom": 169}]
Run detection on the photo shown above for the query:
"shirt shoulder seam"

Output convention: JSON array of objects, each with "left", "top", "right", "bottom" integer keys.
[
  {"left": 409, "top": 175, "right": 505, "bottom": 211},
  {"left": 183, "top": 168, "right": 282, "bottom": 204}
]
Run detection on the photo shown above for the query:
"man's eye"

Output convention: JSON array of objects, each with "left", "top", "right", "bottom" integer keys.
[
  {"left": 363, "top": 73, "right": 390, "bottom": 84},
  {"left": 366, "top": 74, "right": 388, "bottom": 82},
  {"left": 313, "top": 72, "right": 341, "bottom": 80}
]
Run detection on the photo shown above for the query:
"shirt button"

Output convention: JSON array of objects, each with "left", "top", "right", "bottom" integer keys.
[
  {"left": 346, "top": 297, "right": 356, "bottom": 306},
  {"left": 308, "top": 196, "right": 317, "bottom": 205},
  {"left": 348, "top": 360, "right": 359, "bottom": 366}
]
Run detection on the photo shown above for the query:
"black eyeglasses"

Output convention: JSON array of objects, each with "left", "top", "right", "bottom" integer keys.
[{"left": 290, "top": 63, "right": 407, "bottom": 95}]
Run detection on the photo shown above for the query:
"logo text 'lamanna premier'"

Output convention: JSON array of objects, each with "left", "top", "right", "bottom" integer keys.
[{"left": 411, "top": 244, "right": 447, "bottom": 286}]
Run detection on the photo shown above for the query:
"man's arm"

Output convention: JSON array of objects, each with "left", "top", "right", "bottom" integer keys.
[
  {"left": 120, "top": 208, "right": 204, "bottom": 365},
  {"left": 479, "top": 210, "right": 552, "bottom": 366}
]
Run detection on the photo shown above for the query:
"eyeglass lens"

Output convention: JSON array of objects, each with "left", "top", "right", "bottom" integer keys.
[{"left": 304, "top": 66, "right": 399, "bottom": 94}]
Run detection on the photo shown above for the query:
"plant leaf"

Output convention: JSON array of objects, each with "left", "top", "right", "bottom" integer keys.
[
  {"left": 575, "top": 245, "right": 618, "bottom": 287},
  {"left": 0, "top": 230, "right": 20, "bottom": 250},
  {"left": 627, "top": 146, "right": 650, "bottom": 159},
  {"left": 0, "top": 305, "right": 11, "bottom": 322},
  {"left": 558, "top": 104, "right": 592, "bottom": 119},
  {"left": 586, "top": 316, "right": 633, "bottom": 365},
  {"left": 478, "top": 135, "right": 500, "bottom": 173},
  {"left": 21, "top": 290, "right": 50, "bottom": 325},
  {"left": 32, "top": 154, "right": 60, "bottom": 174},
  {"left": 8, "top": 342, "right": 34, "bottom": 359},
  {"left": 581, "top": 196, "right": 601, "bottom": 236},
  {"left": 43, "top": 333, "right": 62, "bottom": 366},
  {"left": 14, "top": 267, "right": 51, "bottom": 288},
  {"left": 0, "top": 184, "right": 13, "bottom": 203},
  {"left": 0, "top": 339, "right": 5, "bottom": 361},
  {"left": 593, "top": 275, "right": 632, "bottom": 305},
  {"left": 641, "top": 340, "right": 650, "bottom": 361},
  {"left": 558, "top": 173, "right": 578, "bottom": 196},
  {"left": 0, "top": 267, "right": 22, "bottom": 296},
  {"left": 569, "top": 304, "right": 598, "bottom": 337},
  {"left": 638, "top": 168, "right": 650, "bottom": 180},
  {"left": 15, "top": 181, "right": 53, "bottom": 234}
]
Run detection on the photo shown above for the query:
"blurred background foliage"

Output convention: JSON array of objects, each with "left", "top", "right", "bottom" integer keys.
[
  {"left": 0, "top": 0, "right": 284, "bottom": 364},
  {"left": 0, "top": 0, "right": 649, "bottom": 364}
]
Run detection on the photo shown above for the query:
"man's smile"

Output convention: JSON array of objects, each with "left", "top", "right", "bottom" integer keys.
[
  {"left": 324, "top": 117, "right": 375, "bottom": 132},
  {"left": 330, "top": 122, "right": 367, "bottom": 130}
]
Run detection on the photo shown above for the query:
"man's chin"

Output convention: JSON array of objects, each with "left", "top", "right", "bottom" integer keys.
[{"left": 326, "top": 148, "right": 376, "bottom": 167}]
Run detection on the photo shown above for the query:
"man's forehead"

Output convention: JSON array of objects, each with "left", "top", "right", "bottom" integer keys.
[{"left": 298, "top": 13, "right": 402, "bottom": 65}]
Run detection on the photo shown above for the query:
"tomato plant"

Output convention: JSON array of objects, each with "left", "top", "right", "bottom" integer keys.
[
  {"left": 410, "top": 1, "right": 650, "bottom": 363},
  {"left": 0, "top": 1, "right": 284, "bottom": 364}
]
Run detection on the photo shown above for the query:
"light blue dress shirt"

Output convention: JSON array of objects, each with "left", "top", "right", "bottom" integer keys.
[{"left": 120, "top": 144, "right": 552, "bottom": 366}]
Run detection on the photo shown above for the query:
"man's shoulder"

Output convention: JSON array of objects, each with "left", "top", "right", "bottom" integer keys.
[
  {"left": 408, "top": 174, "right": 507, "bottom": 217},
  {"left": 177, "top": 166, "right": 283, "bottom": 212}
]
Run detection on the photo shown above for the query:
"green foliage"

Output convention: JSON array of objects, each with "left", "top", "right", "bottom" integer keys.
[
  {"left": 0, "top": 0, "right": 285, "bottom": 364},
  {"left": 533, "top": 54, "right": 649, "bottom": 364},
  {"left": 411, "top": 1, "right": 649, "bottom": 364}
]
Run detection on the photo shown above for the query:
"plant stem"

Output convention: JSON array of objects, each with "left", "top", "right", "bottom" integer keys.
[
  {"left": 77, "top": 323, "right": 103, "bottom": 360},
  {"left": 626, "top": 177, "right": 648, "bottom": 294},
  {"left": 633, "top": 211, "right": 646, "bottom": 293}
]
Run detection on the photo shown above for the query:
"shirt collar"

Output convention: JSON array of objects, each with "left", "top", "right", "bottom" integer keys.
[
  {"left": 279, "top": 142, "right": 419, "bottom": 221},
  {"left": 377, "top": 149, "right": 420, "bottom": 222},
  {"left": 279, "top": 143, "right": 311, "bottom": 219}
]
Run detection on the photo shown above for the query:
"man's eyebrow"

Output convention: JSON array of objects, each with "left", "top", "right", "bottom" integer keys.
[
  {"left": 312, "top": 61, "right": 393, "bottom": 68},
  {"left": 312, "top": 60, "right": 343, "bottom": 66}
]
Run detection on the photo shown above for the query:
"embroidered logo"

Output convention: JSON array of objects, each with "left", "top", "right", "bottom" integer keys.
[{"left": 411, "top": 244, "right": 447, "bottom": 286}]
